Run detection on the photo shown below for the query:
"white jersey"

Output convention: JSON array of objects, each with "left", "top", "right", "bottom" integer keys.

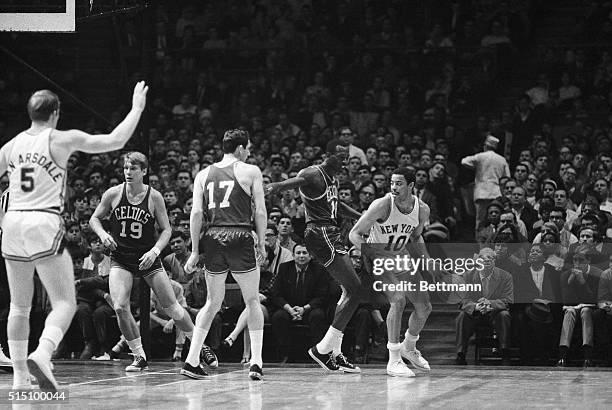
[
  {"left": 367, "top": 193, "right": 420, "bottom": 248},
  {"left": 3, "top": 128, "right": 66, "bottom": 213}
]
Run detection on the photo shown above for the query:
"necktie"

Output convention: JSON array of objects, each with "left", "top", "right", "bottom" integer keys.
[{"left": 482, "top": 276, "right": 490, "bottom": 298}]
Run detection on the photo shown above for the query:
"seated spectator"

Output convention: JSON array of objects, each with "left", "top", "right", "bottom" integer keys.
[
  {"left": 455, "top": 247, "right": 513, "bottom": 365},
  {"left": 82, "top": 234, "right": 111, "bottom": 277},
  {"left": 149, "top": 276, "right": 197, "bottom": 361},
  {"left": 163, "top": 231, "right": 193, "bottom": 288},
  {"left": 73, "top": 247, "right": 112, "bottom": 359},
  {"left": 270, "top": 244, "right": 329, "bottom": 362},
  {"left": 277, "top": 215, "right": 298, "bottom": 252},
  {"left": 514, "top": 243, "right": 562, "bottom": 364},
  {"left": 510, "top": 186, "right": 538, "bottom": 238},
  {"left": 557, "top": 244, "right": 602, "bottom": 367},
  {"left": 356, "top": 183, "right": 377, "bottom": 212},
  {"left": 594, "top": 254, "right": 612, "bottom": 365},
  {"left": 476, "top": 200, "right": 503, "bottom": 244}
]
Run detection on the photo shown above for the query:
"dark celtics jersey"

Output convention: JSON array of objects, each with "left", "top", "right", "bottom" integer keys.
[
  {"left": 109, "top": 183, "right": 156, "bottom": 257},
  {"left": 299, "top": 165, "right": 339, "bottom": 225},
  {"left": 204, "top": 162, "right": 252, "bottom": 228}
]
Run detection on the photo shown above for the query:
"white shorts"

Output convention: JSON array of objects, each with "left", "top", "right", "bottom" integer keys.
[{"left": 1, "top": 210, "right": 65, "bottom": 262}]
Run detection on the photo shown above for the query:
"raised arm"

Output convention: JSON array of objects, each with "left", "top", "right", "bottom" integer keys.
[
  {"left": 52, "top": 82, "right": 148, "bottom": 157},
  {"left": 460, "top": 153, "right": 478, "bottom": 169}
]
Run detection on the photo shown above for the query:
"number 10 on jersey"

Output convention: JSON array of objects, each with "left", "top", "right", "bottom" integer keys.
[{"left": 207, "top": 180, "right": 234, "bottom": 209}]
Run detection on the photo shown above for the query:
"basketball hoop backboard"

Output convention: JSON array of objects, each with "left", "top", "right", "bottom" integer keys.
[{"left": 0, "top": 0, "right": 75, "bottom": 32}]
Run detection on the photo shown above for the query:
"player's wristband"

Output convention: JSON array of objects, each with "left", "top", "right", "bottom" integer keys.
[{"left": 151, "top": 247, "right": 161, "bottom": 257}]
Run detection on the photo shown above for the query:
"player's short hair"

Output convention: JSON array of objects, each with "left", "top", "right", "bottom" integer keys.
[
  {"left": 392, "top": 167, "right": 416, "bottom": 184},
  {"left": 222, "top": 129, "right": 250, "bottom": 153},
  {"left": 27, "top": 90, "right": 60, "bottom": 122},
  {"left": 124, "top": 151, "right": 148, "bottom": 170},
  {"left": 325, "top": 140, "right": 347, "bottom": 155}
]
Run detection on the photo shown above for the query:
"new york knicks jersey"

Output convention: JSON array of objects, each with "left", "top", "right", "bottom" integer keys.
[
  {"left": 368, "top": 193, "right": 420, "bottom": 249},
  {"left": 203, "top": 162, "right": 253, "bottom": 228},
  {"left": 4, "top": 128, "right": 66, "bottom": 212},
  {"left": 300, "top": 166, "right": 339, "bottom": 225}
]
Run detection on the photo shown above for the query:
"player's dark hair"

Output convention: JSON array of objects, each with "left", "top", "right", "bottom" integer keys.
[
  {"left": 223, "top": 129, "right": 250, "bottom": 153},
  {"left": 392, "top": 167, "right": 416, "bottom": 184},
  {"left": 124, "top": 151, "right": 149, "bottom": 170},
  {"left": 27, "top": 90, "right": 60, "bottom": 122}
]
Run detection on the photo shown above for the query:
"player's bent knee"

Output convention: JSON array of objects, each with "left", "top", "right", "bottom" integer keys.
[
  {"left": 163, "top": 302, "right": 186, "bottom": 321},
  {"left": 8, "top": 303, "right": 31, "bottom": 320},
  {"left": 416, "top": 302, "right": 433, "bottom": 316}
]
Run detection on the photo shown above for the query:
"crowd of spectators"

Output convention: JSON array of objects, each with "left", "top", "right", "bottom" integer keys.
[{"left": 4, "top": 0, "right": 612, "bottom": 366}]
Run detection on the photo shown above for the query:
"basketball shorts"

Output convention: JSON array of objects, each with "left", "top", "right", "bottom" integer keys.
[
  {"left": 202, "top": 227, "right": 256, "bottom": 274},
  {"left": 2, "top": 210, "right": 65, "bottom": 262},
  {"left": 110, "top": 251, "right": 164, "bottom": 278},
  {"left": 304, "top": 224, "right": 347, "bottom": 267}
]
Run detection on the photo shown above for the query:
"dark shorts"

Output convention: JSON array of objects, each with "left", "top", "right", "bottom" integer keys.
[
  {"left": 203, "top": 227, "right": 256, "bottom": 274},
  {"left": 110, "top": 252, "right": 164, "bottom": 279},
  {"left": 304, "top": 224, "right": 347, "bottom": 267}
]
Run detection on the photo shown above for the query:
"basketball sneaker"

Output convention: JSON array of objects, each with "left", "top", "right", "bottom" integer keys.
[
  {"left": 387, "top": 359, "right": 415, "bottom": 378},
  {"left": 335, "top": 353, "right": 361, "bottom": 373},
  {"left": 180, "top": 363, "right": 208, "bottom": 379},
  {"left": 401, "top": 348, "right": 430, "bottom": 371},
  {"left": 200, "top": 345, "right": 218, "bottom": 368},
  {"left": 27, "top": 352, "right": 59, "bottom": 392},
  {"left": 249, "top": 364, "right": 263, "bottom": 381},
  {"left": 125, "top": 355, "right": 148, "bottom": 372},
  {"left": 0, "top": 346, "right": 11, "bottom": 364},
  {"left": 308, "top": 346, "right": 339, "bottom": 372}
]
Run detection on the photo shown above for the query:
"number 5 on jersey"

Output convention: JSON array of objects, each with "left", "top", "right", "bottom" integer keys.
[{"left": 207, "top": 180, "right": 234, "bottom": 209}]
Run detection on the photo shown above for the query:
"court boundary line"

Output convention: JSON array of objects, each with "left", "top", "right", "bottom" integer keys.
[
  {"left": 155, "top": 369, "right": 246, "bottom": 387},
  {"left": 69, "top": 368, "right": 178, "bottom": 386}
]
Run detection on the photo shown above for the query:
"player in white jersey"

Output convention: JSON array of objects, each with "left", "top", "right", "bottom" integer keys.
[
  {"left": 349, "top": 168, "right": 432, "bottom": 377},
  {"left": 0, "top": 82, "right": 148, "bottom": 391}
]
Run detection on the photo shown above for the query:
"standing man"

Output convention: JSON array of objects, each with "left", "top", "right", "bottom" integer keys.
[
  {"left": 461, "top": 135, "right": 510, "bottom": 231},
  {"left": 349, "top": 168, "right": 432, "bottom": 377},
  {"left": 0, "top": 82, "right": 147, "bottom": 391},
  {"left": 266, "top": 141, "right": 363, "bottom": 373},
  {"left": 90, "top": 152, "right": 211, "bottom": 372},
  {"left": 182, "top": 129, "right": 267, "bottom": 381}
]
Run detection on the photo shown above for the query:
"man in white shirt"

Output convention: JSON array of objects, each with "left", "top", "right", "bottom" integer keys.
[{"left": 461, "top": 135, "right": 510, "bottom": 231}]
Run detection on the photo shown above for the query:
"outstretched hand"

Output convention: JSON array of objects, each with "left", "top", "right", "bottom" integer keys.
[{"left": 132, "top": 81, "right": 148, "bottom": 112}]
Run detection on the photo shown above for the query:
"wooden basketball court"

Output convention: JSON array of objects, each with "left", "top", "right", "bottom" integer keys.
[{"left": 2, "top": 361, "right": 611, "bottom": 408}]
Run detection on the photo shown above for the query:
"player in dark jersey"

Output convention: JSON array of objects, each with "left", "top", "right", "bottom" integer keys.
[
  {"left": 90, "top": 152, "right": 213, "bottom": 372},
  {"left": 266, "top": 140, "right": 363, "bottom": 373},
  {"left": 181, "top": 129, "right": 267, "bottom": 381}
]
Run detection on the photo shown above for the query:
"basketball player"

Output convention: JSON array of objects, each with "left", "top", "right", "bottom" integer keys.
[
  {"left": 0, "top": 82, "right": 147, "bottom": 391},
  {"left": 349, "top": 168, "right": 432, "bottom": 377},
  {"left": 181, "top": 129, "right": 267, "bottom": 381},
  {"left": 89, "top": 152, "right": 215, "bottom": 372},
  {"left": 266, "top": 141, "right": 362, "bottom": 373}
]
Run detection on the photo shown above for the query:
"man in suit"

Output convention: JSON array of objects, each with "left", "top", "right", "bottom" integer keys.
[
  {"left": 455, "top": 247, "right": 514, "bottom": 365},
  {"left": 414, "top": 168, "right": 439, "bottom": 221},
  {"left": 558, "top": 244, "right": 602, "bottom": 367},
  {"left": 271, "top": 244, "right": 329, "bottom": 362},
  {"left": 509, "top": 186, "right": 538, "bottom": 239},
  {"left": 514, "top": 243, "right": 561, "bottom": 364}
]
